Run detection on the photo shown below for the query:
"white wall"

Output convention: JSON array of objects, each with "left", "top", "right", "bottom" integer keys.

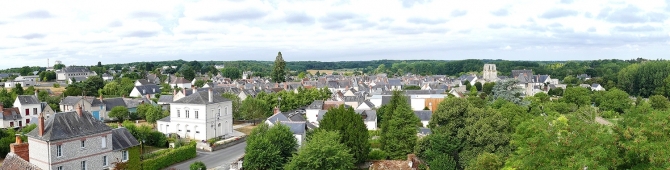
[
  {"left": 306, "top": 109, "right": 320, "bottom": 123},
  {"left": 411, "top": 98, "right": 425, "bottom": 111},
  {"left": 365, "top": 121, "right": 377, "bottom": 130}
]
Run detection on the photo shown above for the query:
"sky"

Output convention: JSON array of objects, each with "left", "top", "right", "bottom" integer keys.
[{"left": 0, "top": 0, "right": 669, "bottom": 69}]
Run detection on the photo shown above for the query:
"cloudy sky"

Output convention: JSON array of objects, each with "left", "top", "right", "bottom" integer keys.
[{"left": 1, "top": 0, "right": 669, "bottom": 69}]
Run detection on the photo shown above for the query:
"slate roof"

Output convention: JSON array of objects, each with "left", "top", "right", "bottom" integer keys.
[
  {"left": 16, "top": 95, "right": 40, "bottom": 105},
  {"left": 171, "top": 77, "right": 190, "bottom": 84},
  {"left": 58, "top": 67, "right": 93, "bottom": 73},
  {"left": 362, "top": 100, "right": 375, "bottom": 108},
  {"left": 316, "top": 110, "right": 327, "bottom": 122},
  {"left": 381, "top": 96, "right": 411, "bottom": 106},
  {"left": 172, "top": 90, "right": 230, "bottom": 104},
  {"left": 418, "top": 127, "right": 432, "bottom": 135},
  {"left": 281, "top": 122, "right": 305, "bottom": 134},
  {"left": 104, "top": 98, "right": 127, "bottom": 111},
  {"left": 307, "top": 100, "right": 324, "bottom": 110},
  {"left": 414, "top": 110, "right": 432, "bottom": 121},
  {"left": 0, "top": 153, "right": 41, "bottom": 170},
  {"left": 135, "top": 84, "right": 161, "bottom": 95},
  {"left": 60, "top": 96, "right": 83, "bottom": 105},
  {"left": 26, "top": 111, "right": 112, "bottom": 142},
  {"left": 361, "top": 110, "right": 377, "bottom": 122},
  {"left": 388, "top": 79, "right": 402, "bottom": 86},
  {"left": 112, "top": 128, "right": 140, "bottom": 151},
  {"left": 136, "top": 79, "right": 151, "bottom": 85},
  {"left": 267, "top": 113, "right": 290, "bottom": 124},
  {"left": 158, "top": 95, "right": 174, "bottom": 103},
  {"left": 1, "top": 107, "right": 22, "bottom": 121}
]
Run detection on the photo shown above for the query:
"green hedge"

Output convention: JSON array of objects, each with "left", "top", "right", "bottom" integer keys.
[
  {"left": 127, "top": 146, "right": 142, "bottom": 170},
  {"left": 142, "top": 142, "right": 197, "bottom": 170}
]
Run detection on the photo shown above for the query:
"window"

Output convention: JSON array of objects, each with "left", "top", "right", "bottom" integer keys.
[
  {"left": 196, "top": 131, "right": 200, "bottom": 134},
  {"left": 195, "top": 111, "right": 199, "bottom": 119},
  {"left": 103, "top": 156, "right": 108, "bottom": 166},
  {"left": 26, "top": 119, "right": 30, "bottom": 124},
  {"left": 81, "top": 140, "right": 86, "bottom": 148},
  {"left": 102, "top": 136, "right": 107, "bottom": 148},
  {"left": 186, "top": 110, "right": 190, "bottom": 118},
  {"left": 122, "top": 150, "right": 128, "bottom": 161},
  {"left": 81, "top": 161, "right": 86, "bottom": 170},
  {"left": 25, "top": 109, "right": 29, "bottom": 115},
  {"left": 218, "top": 109, "right": 221, "bottom": 117},
  {"left": 57, "top": 145, "right": 62, "bottom": 157},
  {"left": 225, "top": 107, "right": 228, "bottom": 115},
  {"left": 177, "top": 110, "right": 180, "bottom": 117},
  {"left": 57, "top": 166, "right": 63, "bottom": 170},
  {"left": 33, "top": 108, "right": 37, "bottom": 115}
]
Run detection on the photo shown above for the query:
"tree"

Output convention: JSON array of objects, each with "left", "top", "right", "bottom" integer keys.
[
  {"left": 12, "top": 84, "right": 24, "bottom": 96},
  {"left": 240, "top": 97, "right": 271, "bottom": 123},
  {"left": 482, "top": 82, "right": 495, "bottom": 94},
  {"left": 415, "top": 133, "right": 460, "bottom": 170},
  {"left": 649, "top": 95, "right": 670, "bottom": 110},
  {"left": 284, "top": 130, "right": 355, "bottom": 170},
  {"left": 598, "top": 88, "right": 632, "bottom": 113},
  {"left": 474, "top": 82, "right": 483, "bottom": 91},
  {"left": 319, "top": 105, "right": 370, "bottom": 163},
  {"left": 54, "top": 63, "right": 65, "bottom": 69},
  {"left": 297, "top": 72, "right": 306, "bottom": 79},
  {"left": 469, "top": 86, "right": 478, "bottom": 97},
  {"left": 271, "top": 52, "right": 286, "bottom": 83},
  {"left": 490, "top": 79, "right": 527, "bottom": 105},
  {"left": 562, "top": 75, "right": 578, "bottom": 84},
  {"left": 381, "top": 91, "right": 420, "bottom": 159},
  {"left": 468, "top": 153, "right": 503, "bottom": 170},
  {"left": 221, "top": 93, "right": 241, "bottom": 119},
  {"left": 193, "top": 79, "right": 205, "bottom": 88},
  {"left": 180, "top": 66, "right": 196, "bottom": 81},
  {"left": 548, "top": 87, "right": 564, "bottom": 96},
  {"left": 403, "top": 85, "right": 421, "bottom": 90},
  {"left": 108, "top": 106, "right": 129, "bottom": 122},
  {"left": 189, "top": 161, "right": 206, "bottom": 170},
  {"left": 244, "top": 123, "right": 297, "bottom": 170},
  {"left": 562, "top": 87, "right": 591, "bottom": 108},
  {"left": 221, "top": 67, "right": 242, "bottom": 80},
  {"left": 505, "top": 114, "right": 620, "bottom": 169},
  {"left": 615, "top": 108, "right": 670, "bottom": 168},
  {"left": 19, "top": 66, "right": 33, "bottom": 76}
]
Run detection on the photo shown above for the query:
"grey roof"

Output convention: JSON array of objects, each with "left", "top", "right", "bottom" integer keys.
[
  {"left": 382, "top": 90, "right": 445, "bottom": 95},
  {"left": 26, "top": 111, "right": 112, "bottom": 141},
  {"left": 135, "top": 84, "right": 161, "bottom": 95},
  {"left": 171, "top": 77, "right": 190, "bottom": 84},
  {"left": 0, "top": 153, "right": 41, "bottom": 170},
  {"left": 1, "top": 107, "right": 22, "bottom": 121},
  {"left": 172, "top": 90, "right": 230, "bottom": 104},
  {"left": 112, "top": 128, "right": 140, "bottom": 151},
  {"left": 72, "top": 77, "right": 88, "bottom": 81},
  {"left": 16, "top": 95, "right": 40, "bottom": 105},
  {"left": 157, "top": 116, "right": 170, "bottom": 122},
  {"left": 158, "top": 95, "right": 174, "bottom": 103},
  {"left": 285, "top": 112, "right": 306, "bottom": 122},
  {"left": 361, "top": 110, "right": 377, "bottom": 122},
  {"left": 592, "top": 84, "right": 602, "bottom": 88},
  {"left": 307, "top": 100, "right": 324, "bottom": 110},
  {"left": 60, "top": 96, "right": 83, "bottom": 105},
  {"left": 316, "top": 110, "right": 327, "bottom": 122},
  {"left": 104, "top": 98, "right": 127, "bottom": 111},
  {"left": 267, "top": 113, "right": 290, "bottom": 124},
  {"left": 136, "top": 79, "right": 151, "bottom": 85},
  {"left": 381, "top": 96, "right": 411, "bottom": 106},
  {"left": 388, "top": 79, "right": 402, "bottom": 86},
  {"left": 418, "top": 127, "right": 432, "bottom": 135},
  {"left": 281, "top": 122, "right": 305, "bottom": 134},
  {"left": 414, "top": 110, "right": 432, "bottom": 121},
  {"left": 362, "top": 100, "right": 375, "bottom": 108},
  {"left": 58, "top": 67, "right": 93, "bottom": 73}
]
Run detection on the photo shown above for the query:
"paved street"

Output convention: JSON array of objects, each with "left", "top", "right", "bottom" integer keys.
[{"left": 168, "top": 141, "right": 246, "bottom": 170}]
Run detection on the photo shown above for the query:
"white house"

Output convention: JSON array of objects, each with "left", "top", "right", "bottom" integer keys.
[
  {"left": 414, "top": 110, "right": 432, "bottom": 128},
  {"left": 13, "top": 94, "right": 43, "bottom": 125},
  {"left": 4, "top": 81, "right": 31, "bottom": 88},
  {"left": 591, "top": 84, "right": 606, "bottom": 91},
  {"left": 360, "top": 110, "right": 377, "bottom": 130},
  {"left": 56, "top": 67, "right": 97, "bottom": 81},
  {"left": 129, "top": 84, "right": 161, "bottom": 98},
  {"left": 170, "top": 77, "right": 192, "bottom": 89},
  {"left": 0, "top": 104, "right": 23, "bottom": 128},
  {"left": 157, "top": 88, "right": 233, "bottom": 141}
]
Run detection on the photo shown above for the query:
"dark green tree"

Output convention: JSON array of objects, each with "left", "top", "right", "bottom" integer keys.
[
  {"left": 482, "top": 82, "right": 495, "bottom": 95},
  {"left": 189, "top": 161, "right": 206, "bottom": 170},
  {"left": 649, "top": 95, "right": 670, "bottom": 110},
  {"left": 319, "top": 105, "right": 370, "bottom": 163},
  {"left": 271, "top": 52, "right": 286, "bottom": 83},
  {"left": 380, "top": 91, "right": 420, "bottom": 159},
  {"left": 180, "top": 66, "right": 196, "bottom": 81},
  {"left": 403, "top": 85, "right": 421, "bottom": 90},
  {"left": 244, "top": 123, "right": 297, "bottom": 170},
  {"left": 598, "top": 88, "right": 632, "bottom": 113},
  {"left": 221, "top": 93, "right": 241, "bottom": 119},
  {"left": 221, "top": 67, "right": 242, "bottom": 79},
  {"left": 108, "top": 106, "right": 129, "bottom": 122},
  {"left": 284, "top": 130, "right": 355, "bottom": 170},
  {"left": 562, "top": 87, "right": 591, "bottom": 108},
  {"left": 474, "top": 82, "right": 483, "bottom": 91},
  {"left": 12, "top": 84, "right": 24, "bottom": 96},
  {"left": 415, "top": 133, "right": 460, "bottom": 169},
  {"left": 239, "top": 97, "right": 271, "bottom": 123}
]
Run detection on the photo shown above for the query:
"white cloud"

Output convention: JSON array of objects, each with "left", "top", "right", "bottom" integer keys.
[{"left": 0, "top": 0, "right": 669, "bottom": 68}]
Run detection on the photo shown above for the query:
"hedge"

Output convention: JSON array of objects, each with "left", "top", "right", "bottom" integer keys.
[
  {"left": 127, "top": 146, "right": 142, "bottom": 170},
  {"left": 142, "top": 142, "right": 197, "bottom": 169}
]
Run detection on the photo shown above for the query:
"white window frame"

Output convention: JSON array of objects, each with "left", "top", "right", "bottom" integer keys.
[
  {"left": 186, "top": 110, "right": 190, "bottom": 118},
  {"left": 195, "top": 111, "right": 199, "bottom": 119},
  {"left": 81, "top": 160, "right": 87, "bottom": 170},
  {"left": 103, "top": 155, "right": 108, "bottom": 166},
  {"left": 81, "top": 139, "right": 86, "bottom": 148},
  {"left": 57, "top": 145, "right": 62, "bottom": 157},
  {"left": 122, "top": 150, "right": 128, "bottom": 161},
  {"left": 102, "top": 136, "right": 107, "bottom": 148}
]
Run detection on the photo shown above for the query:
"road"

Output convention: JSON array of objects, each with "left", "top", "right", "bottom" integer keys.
[{"left": 168, "top": 141, "right": 247, "bottom": 170}]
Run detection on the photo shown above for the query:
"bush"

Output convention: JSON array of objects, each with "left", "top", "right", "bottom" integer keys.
[
  {"left": 601, "top": 110, "right": 618, "bottom": 119},
  {"left": 369, "top": 138, "right": 381, "bottom": 149},
  {"left": 142, "top": 142, "right": 197, "bottom": 170},
  {"left": 190, "top": 161, "right": 206, "bottom": 170},
  {"left": 368, "top": 149, "right": 388, "bottom": 160},
  {"left": 368, "top": 130, "right": 380, "bottom": 137},
  {"left": 53, "top": 83, "right": 60, "bottom": 88}
]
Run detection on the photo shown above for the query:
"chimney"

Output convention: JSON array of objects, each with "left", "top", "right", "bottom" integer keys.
[
  {"left": 208, "top": 88, "right": 213, "bottom": 103},
  {"left": 10, "top": 135, "right": 29, "bottom": 161},
  {"left": 146, "top": 94, "right": 151, "bottom": 100},
  {"left": 173, "top": 89, "right": 176, "bottom": 96},
  {"left": 273, "top": 106, "right": 280, "bottom": 115},
  {"left": 38, "top": 113, "right": 45, "bottom": 136},
  {"left": 76, "top": 104, "right": 83, "bottom": 116},
  {"left": 99, "top": 93, "right": 103, "bottom": 102},
  {"left": 192, "top": 86, "right": 197, "bottom": 94},
  {"left": 182, "top": 88, "right": 186, "bottom": 96},
  {"left": 34, "top": 89, "right": 38, "bottom": 98}
]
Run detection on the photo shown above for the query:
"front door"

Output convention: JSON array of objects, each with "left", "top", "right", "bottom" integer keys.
[{"left": 92, "top": 111, "right": 100, "bottom": 120}]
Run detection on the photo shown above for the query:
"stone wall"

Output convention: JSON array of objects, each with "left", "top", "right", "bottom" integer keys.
[{"left": 196, "top": 136, "right": 247, "bottom": 152}]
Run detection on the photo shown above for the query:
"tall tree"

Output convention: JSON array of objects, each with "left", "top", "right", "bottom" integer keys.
[
  {"left": 319, "top": 105, "right": 370, "bottom": 163},
  {"left": 648, "top": 95, "right": 670, "bottom": 110},
  {"left": 221, "top": 67, "right": 242, "bottom": 80},
  {"left": 562, "top": 87, "right": 591, "bottom": 108},
  {"left": 244, "top": 123, "right": 297, "bottom": 170},
  {"left": 221, "top": 93, "right": 241, "bottom": 119},
  {"left": 490, "top": 79, "right": 527, "bottom": 105},
  {"left": 108, "top": 106, "right": 129, "bottom": 122},
  {"left": 240, "top": 97, "right": 271, "bottom": 123},
  {"left": 615, "top": 107, "right": 670, "bottom": 168},
  {"left": 381, "top": 91, "right": 420, "bottom": 159},
  {"left": 271, "top": 52, "right": 286, "bottom": 83},
  {"left": 284, "top": 130, "right": 355, "bottom": 170},
  {"left": 598, "top": 88, "right": 632, "bottom": 113}
]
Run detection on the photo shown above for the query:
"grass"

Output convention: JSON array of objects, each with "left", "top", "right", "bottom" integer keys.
[{"left": 235, "top": 124, "right": 257, "bottom": 135}]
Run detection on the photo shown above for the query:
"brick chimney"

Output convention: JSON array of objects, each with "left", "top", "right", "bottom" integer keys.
[
  {"left": 192, "top": 85, "right": 197, "bottom": 94},
  {"left": 173, "top": 89, "right": 176, "bottom": 96},
  {"left": 273, "top": 106, "right": 280, "bottom": 115},
  {"left": 76, "top": 104, "right": 83, "bottom": 116},
  {"left": 38, "top": 113, "right": 44, "bottom": 136},
  {"left": 182, "top": 88, "right": 186, "bottom": 96},
  {"left": 10, "top": 135, "right": 29, "bottom": 161},
  {"left": 208, "top": 88, "right": 213, "bottom": 103}
]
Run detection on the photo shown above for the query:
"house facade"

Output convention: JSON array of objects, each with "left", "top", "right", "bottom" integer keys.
[
  {"left": 0, "top": 104, "right": 23, "bottom": 128},
  {"left": 56, "top": 67, "right": 97, "bottom": 81},
  {"left": 13, "top": 94, "right": 43, "bottom": 125},
  {"left": 157, "top": 89, "right": 233, "bottom": 140}
]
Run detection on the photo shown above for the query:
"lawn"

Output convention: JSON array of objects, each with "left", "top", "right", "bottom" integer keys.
[{"left": 235, "top": 124, "right": 257, "bottom": 135}]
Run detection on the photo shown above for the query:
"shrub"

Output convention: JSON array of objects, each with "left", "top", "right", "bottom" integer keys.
[
  {"left": 368, "top": 130, "right": 380, "bottom": 137},
  {"left": 142, "top": 142, "right": 197, "bottom": 170},
  {"left": 190, "top": 161, "right": 206, "bottom": 170},
  {"left": 368, "top": 149, "right": 388, "bottom": 160},
  {"left": 53, "top": 83, "right": 60, "bottom": 88},
  {"left": 369, "top": 138, "right": 381, "bottom": 149},
  {"left": 601, "top": 110, "right": 618, "bottom": 119}
]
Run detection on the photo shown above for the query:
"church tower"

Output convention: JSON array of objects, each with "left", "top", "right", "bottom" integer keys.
[{"left": 483, "top": 64, "right": 498, "bottom": 81}]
